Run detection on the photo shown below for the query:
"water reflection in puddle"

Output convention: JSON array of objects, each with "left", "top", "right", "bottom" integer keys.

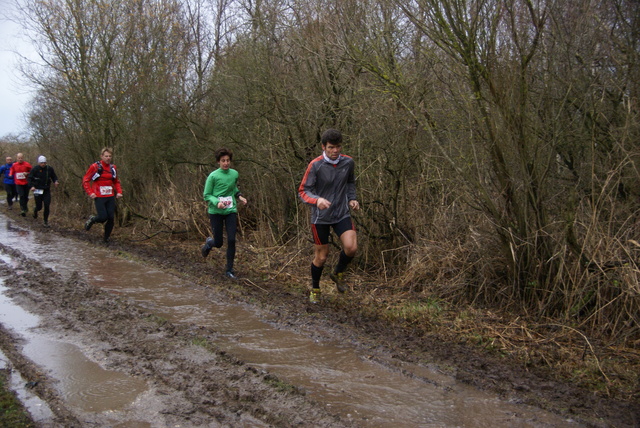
[
  {"left": 23, "top": 337, "right": 147, "bottom": 412},
  {"left": 0, "top": 347, "right": 54, "bottom": 423},
  {"left": 0, "top": 278, "right": 148, "bottom": 416},
  {"left": 0, "top": 218, "right": 580, "bottom": 427}
]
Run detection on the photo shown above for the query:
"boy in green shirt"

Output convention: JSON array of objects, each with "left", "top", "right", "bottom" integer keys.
[{"left": 201, "top": 148, "right": 248, "bottom": 279}]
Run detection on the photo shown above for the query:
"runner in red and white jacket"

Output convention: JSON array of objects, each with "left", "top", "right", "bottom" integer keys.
[
  {"left": 9, "top": 153, "right": 32, "bottom": 216},
  {"left": 82, "top": 148, "right": 123, "bottom": 243}
]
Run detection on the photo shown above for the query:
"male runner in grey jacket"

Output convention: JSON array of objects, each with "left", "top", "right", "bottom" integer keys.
[{"left": 298, "top": 128, "right": 360, "bottom": 303}]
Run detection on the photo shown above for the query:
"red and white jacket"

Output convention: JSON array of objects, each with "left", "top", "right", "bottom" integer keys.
[
  {"left": 82, "top": 160, "right": 123, "bottom": 198},
  {"left": 9, "top": 161, "right": 32, "bottom": 186}
]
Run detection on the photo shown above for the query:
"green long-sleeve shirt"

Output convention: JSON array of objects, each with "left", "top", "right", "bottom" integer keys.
[{"left": 203, "top": 168, "right": 241, "bottom": 215}]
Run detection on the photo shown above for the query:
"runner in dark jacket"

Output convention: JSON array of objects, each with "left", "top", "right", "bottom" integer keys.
[
  {"left": 28, "top": 155, "right": 59, "bottom": 227},
  {"left": 298, "top": 129, "right": 360, "bottom": 303}
]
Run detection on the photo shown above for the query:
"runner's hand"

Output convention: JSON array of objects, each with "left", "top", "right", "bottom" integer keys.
[{"left": 317, "top": 198, "right": 331, "bottom": 210}]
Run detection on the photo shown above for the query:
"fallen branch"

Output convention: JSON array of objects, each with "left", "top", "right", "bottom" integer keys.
[{"left": 130, "top": 229, "right": 188, "bottom": 242}]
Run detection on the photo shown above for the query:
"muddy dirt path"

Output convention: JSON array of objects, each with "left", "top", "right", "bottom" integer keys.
[
  {"left": 0, "top": 230, "right": 344, "bottom": 426},
  {"left": 0, "top": 212, "right": 636, "bottom": 427}
]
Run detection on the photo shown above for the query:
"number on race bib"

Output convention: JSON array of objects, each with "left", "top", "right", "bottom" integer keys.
[
  {"left": 99, "top": 186, "right": 113, "bottom": 196},
  {"left": 219, "top": 196, "right": 233, "bottom": 208}
]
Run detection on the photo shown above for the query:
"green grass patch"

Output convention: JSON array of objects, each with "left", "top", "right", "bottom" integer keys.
[
  {"left": 263, "top": 374, "right": 299, "bottom": 395},
  {"left": 386, "top": 298, "right": 446, "bottom": 322},
  {"left": 146, "top": 314, "right": 169, "bottom": 326},
  {"left": 0, "top": 371, "right": 35, "bottom": 427}
]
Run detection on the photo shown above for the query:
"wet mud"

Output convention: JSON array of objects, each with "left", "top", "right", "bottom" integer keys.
[
  {"left": 0, "top": 211, "right": 637, "bottom": 427},
  {"left": 0, "top": 243, "right": 347, "bottom": 427},
  {"left": 87, "top": 236, "right": 636, "bottom": 428}
]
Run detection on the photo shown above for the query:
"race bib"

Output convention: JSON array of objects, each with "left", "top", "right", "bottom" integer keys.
[
  {"left": 219, "top": 196, "right": 233, "bottom": 208},
  {"left": 33, "top": 189, "right": 44, "bottom": 195},
  {"left": 16, "top": 172, "right": 26, "bottom": 180},
  {"left": 99, "top": 186, "right": 113, "bottom": 196}
]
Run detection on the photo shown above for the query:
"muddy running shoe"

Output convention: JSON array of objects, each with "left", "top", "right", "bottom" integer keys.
[
  {"left": 200, "top": 244, "right": 210, "bottom": 258},
  {"left": 20, "top": 210, "right": 26, "bottom": 217},
  {"left": 84, "top": 216, "right": 95, "bottom": 231},
  {"left": 225, "top": 270, "right": 238, "bottom": 280},
  {"left": 309, "top": 288, "right": 321, "bottom": 304},
  {"left": 43, "top": 221, "right": 50, "bottom": 227},
  {"left": 201, "top": 237, "right": 213, "bottom": 258},
  {"left": 330, "top": 272, "right": 347, "bottom": 293}
]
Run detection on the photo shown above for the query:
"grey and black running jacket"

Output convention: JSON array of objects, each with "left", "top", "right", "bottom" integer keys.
[{"left": 298, "top": 154, "right": 357, "bottom": 225}]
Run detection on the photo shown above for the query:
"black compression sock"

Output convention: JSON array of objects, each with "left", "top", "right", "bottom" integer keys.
[{"left": 311, "top": 263, "right": 324, "bottom": 288}]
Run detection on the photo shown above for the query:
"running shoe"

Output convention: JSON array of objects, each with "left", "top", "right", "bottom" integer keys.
[
  {"left": 20, "top": 210, "right": 26, "bottom": 217},
  {"left": 309, "top": 288, "right": 321, "bottom": 304},
  {"left": 330, "top": 272, "right": 347, "bottom": 293},
  {"left": 43, "top": 221, "right": 50, "bottom": 228},
  {"left": 201, "top": 237, "right": 213, "bottom": 258},
  {"left": 84, "top": 216, "right": 95, "bottom": 231},
  {"left": 225, "top": 270, "right": 238, "bottom": 280}
]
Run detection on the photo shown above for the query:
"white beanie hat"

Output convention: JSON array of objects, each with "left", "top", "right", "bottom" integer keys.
[{"left": 38, "top": 155, "right": 46, "bottom": 163}]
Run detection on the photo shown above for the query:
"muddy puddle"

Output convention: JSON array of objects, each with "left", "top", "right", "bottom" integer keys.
[
  {"left": 0, "top": 254, "right": 147, "bottom": 407},
  {"left": 0, "top": 216, "right": 581, "bottom": 427},
  {"left": 0, "top": 338, "right": 54, "bottom": 424}
]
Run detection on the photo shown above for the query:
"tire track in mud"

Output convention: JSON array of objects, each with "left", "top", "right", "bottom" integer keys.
[
  {"left": 0, "top": 319, "right": 81, "bottom": 427},
  {"left": 0, "top": 243, "right": 351, "bottom": 427}
]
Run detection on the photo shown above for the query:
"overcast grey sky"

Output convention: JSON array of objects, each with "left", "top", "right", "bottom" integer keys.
[{"left": 0, "top": 0, "right": 36, "bottom": 138}]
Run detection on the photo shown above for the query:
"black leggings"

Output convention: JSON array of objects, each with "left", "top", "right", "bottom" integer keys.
[
  {"left": 94, "top": 196, "right": 116, "bottom": 240},
  {"left": 3, "top": 183, "right": 17, "bottom": 207},
  {"left": 209, "top": 212, "right": 237, "bottom": 272},
  {"left": 16, "top": 184, "right": 29, "bottom": 212},
  {"left": 34, "top": 189, "right": 52, "bottom": 222}
]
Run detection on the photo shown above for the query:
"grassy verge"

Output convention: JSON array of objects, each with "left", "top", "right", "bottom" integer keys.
[{"left": 0, "top": 369, "right": 35, "bottom": 427}]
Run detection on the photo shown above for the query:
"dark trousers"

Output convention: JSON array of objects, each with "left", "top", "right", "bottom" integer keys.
[
  {"left": 207, "top": 212, "right": 237, "bottom": 272},
  {"left": 3, "top": 183, "right": 17, "bottom": 207},
  {"left": 94, "top": 196, "right": 116, "bottom": 240},
  {"left": 16, "top": 184, "right": 29, "bottom": 213},
  {"left": 34, "top": 189, "right": 52, "bottom": 222}
]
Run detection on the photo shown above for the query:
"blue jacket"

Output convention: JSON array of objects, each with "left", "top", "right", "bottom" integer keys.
[{"left": 0, "top": 163, "right": 14, "bottom": 185}]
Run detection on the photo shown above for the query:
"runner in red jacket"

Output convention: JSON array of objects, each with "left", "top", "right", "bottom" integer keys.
[
  {"left": 9, "top": 153, "right": 32, "bottom": 216},
  {"left": 82, "top": 148, "right": 123, "bottom": 243}
]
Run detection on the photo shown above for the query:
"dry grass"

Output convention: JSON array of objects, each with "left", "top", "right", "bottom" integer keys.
[{"left": 350, "top": 270, "right": 640, "bottom": 402}]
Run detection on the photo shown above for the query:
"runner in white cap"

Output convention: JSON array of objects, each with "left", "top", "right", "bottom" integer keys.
[{"left": 28, "top": 155, "right": 59, "bottom": 227}]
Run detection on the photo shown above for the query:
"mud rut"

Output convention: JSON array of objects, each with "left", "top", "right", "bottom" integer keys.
[
  {"left": 0, "top": 212, "right": 636, "bottom": 427},
  {"left": 0, "top": 240, "right": 355, "bottom": 427}
]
